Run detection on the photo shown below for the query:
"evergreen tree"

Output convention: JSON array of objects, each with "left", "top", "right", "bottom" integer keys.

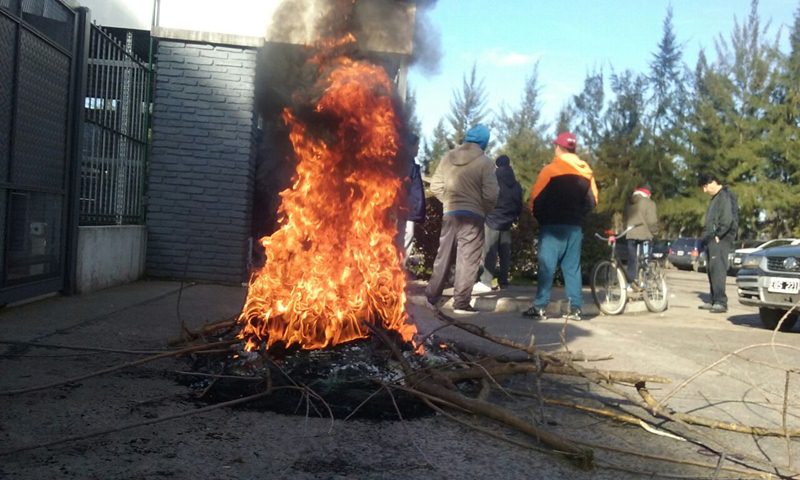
[
  {"left": 594, "top": 70, "right": 649, "bottom": 214},
  {"left": 446, "top": 63, "right": 490, "bottom": 144},
  {"left": 645, "top": 6, "right": 688, "bottom": 198},
  {"left": 555, "top": 103, "right": 575, "bottom": 136},
  {"left": 571, "top": 69, "right": 605, "bottom": 160},
  {"left": 495, "top": 63, "right": 550, "bottom": 196},
  {"left": 677, "top": 0, "right": 787, "bottom": 238},
  {"left": 420, "top": 119, "right": 453, "bottom": 175},
  {"left": 762, "top": 2, "right": 800, "bottom": 236}
]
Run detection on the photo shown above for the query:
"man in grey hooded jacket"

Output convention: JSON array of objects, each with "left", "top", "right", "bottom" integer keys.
[
  {"left": 425, "top": 124, "right": 499, "bottom": 314},
  {"left": 623, "top": 182, "right": 658, "bottom": 288}
]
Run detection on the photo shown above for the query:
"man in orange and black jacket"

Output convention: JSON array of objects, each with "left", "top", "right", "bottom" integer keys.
[{"left": 523, "top": 132, "right": 598, "bottom": 321}]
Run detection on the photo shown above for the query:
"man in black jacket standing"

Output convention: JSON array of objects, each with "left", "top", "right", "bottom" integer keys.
[
  {"left": 476, "top": 155, "right": 523, "bottom": 291},
  {"left": 699, "top": 173, "right": 739, "bottom": 313}
]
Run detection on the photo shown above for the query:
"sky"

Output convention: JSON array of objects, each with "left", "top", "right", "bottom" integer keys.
[{"left": 407, "top": 0, "right": 796, "bottom": 141}]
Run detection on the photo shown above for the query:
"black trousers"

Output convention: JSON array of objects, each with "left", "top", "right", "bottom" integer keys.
[{"left": 706, "top": 239, "right": 732, "bottom": 307}]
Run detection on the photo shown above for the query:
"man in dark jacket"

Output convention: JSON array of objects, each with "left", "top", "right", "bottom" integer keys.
[
  {"left": 623, "top": 182, "right": 658, "bottom": 289},
  {"left": 477, "top": 155, "right": 523, "bottom": 290},
  {"left": 524, "top": 132, "right": 598, "bottom": 321},
  {"left": 699, "top": 173, "right": 738, "bottom": 313}
]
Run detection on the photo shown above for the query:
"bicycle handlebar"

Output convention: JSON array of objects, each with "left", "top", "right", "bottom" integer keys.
[{"left": 594, "top": 224, "right": 641, "bottom": 244}]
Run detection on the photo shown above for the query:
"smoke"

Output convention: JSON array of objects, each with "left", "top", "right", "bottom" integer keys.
[
  {"left": 410, "top": 0, "right": 441, "bottom": 76},
  {"left": 265, "top": 0, "right": 441, "bottom": 71}
]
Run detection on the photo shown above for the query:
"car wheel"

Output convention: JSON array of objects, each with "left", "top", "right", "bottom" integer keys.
[{"left": 759, "top": 308, "right": 798, "bottom": 331}]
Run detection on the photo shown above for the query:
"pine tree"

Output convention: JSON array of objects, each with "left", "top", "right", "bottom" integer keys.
[
  {"left": 594, "top": 69, "right": 649, "bottom": 214},
  {"left": 645, "top": 6, "right": 688, "bottom": 198},
  {"left": 420, "top": 119, "right": 453, "bottom": 175},
  {"left": 494, "top": 63, "right": 550, "bottom": 196},
  {"left": 446, "top": 63, "right": 490, "bottom": 144},
  {"left": 571, "top": 69, "right": 605, "bottom": 160},
  {"left": 762, "top": 2, "right": 800, "bottom": 236},
  {"left": 678, "top": 0, "right": 789, "bottom": 238}
]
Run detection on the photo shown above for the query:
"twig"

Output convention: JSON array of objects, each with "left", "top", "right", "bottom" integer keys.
[
  {"left": 0, "top": 386, "right": 277, "bottom": 456},
  {"left": 657, "top": 343, "right": 800, "bottom": 408},
  {"left": 0, "top": 340, "right": 165, "bottom": 355},
  {"left": 782, "top": 371, "right": 793, "bottom": 469},
  {"left": 167, "top": 317, "right": 237, "bottom": 346},
  {"left": 419, "top": 397, "right": 553, "bottom": 455},
  {"left": 0, "top": 340, "right": 236, "bottom": 396},
  {"left": 405, "top": 378, "right": 594, "bottom": 469},
  {"left": 637, "top": 381, "right": 800, "bottom": 438},
  {"left": 435, "top": 310, "right": 537, "bottom": 356}
]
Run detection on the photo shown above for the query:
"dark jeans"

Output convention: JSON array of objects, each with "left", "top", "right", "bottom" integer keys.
[
  {"left": 625, "top": 240, "right": 650, "bottom": 283},
  {"left": 481, "top": 226, "right": 512, "bottom": 286},
  {"left": 425, "top": 214, "right": 485, "bottom": 309},
  {"left": 706, "top": 239, "right": 732, "bottom": 307}
]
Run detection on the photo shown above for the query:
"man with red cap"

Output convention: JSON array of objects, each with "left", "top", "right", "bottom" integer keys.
[
  {"left": 623, "top": 182, "right": 659, "bottom": 290},
  {"left": 523, "top": 132, "right": 598, "bottom": 321}
]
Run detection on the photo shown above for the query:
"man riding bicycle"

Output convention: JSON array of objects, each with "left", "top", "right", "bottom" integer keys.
[{"left": 623, "top": 182, "right": 659, "bottom": 290}]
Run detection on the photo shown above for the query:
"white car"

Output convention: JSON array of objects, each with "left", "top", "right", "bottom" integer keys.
[
  {"left": 736, "top": 243, "right": 800, "bottom": 331},
  {"left": 730, "top": 238, "right": 800, "bottom": 273}
]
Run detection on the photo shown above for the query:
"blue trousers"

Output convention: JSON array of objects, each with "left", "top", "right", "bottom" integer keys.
[{"left": 534, "top": 224, "right": 583, "bottom": 310}]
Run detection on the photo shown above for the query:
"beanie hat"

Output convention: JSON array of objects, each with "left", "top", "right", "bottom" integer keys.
[
  {"left": 464, "top": 124, "right": 490, "bottom": 150},
  {"left": 553, "top": 132, "right": 577, "bottom": 152},
  {"left": 634, "top": 181, "right": 652, "bottom": 195},
  {"left": 634, "top": 183, "right": 652, "bottom": 197},
  {"left": 495, "top": 154, "right": 510, "bottom": 167}
]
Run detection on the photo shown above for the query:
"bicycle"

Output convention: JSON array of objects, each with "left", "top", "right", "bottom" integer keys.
[{"left": 590, "top": 226, "right": 669, "bottom": 315}]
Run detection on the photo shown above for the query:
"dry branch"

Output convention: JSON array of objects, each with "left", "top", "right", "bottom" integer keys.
[
  {"left": 406, "top": 377, "right": 595, "bottom": 469},
  {"left": 636, "top": 382, "right": 800, "bottom": 438},
  {"left": 168, "top": 317, "right": 237, "bottom": 346},
  {"left": 0, "top": 340, "right": 236, "bottom": 396}
]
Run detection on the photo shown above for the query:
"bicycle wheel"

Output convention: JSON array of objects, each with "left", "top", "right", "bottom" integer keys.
[
  {"left": 591, "top": 261, "right": 627, "bottom": 315},
  {"left": 642, "top": 264, "right": 669, "bottom": 312}
]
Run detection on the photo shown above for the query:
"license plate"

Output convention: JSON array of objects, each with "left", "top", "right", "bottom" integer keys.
[
  {"left": 767, "top": 278, "right": 800, "bottom": 294},
  {"left": 653, "top": 253, "right": 663, "bottom": 258},
  {"left": 677, "top": 251, "right": 685, "bottom": 256},
  {"left": 734, "top": 257, "right": 742, "bottom": 264}
]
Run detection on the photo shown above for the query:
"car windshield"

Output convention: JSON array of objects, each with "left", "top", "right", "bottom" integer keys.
[
  {"left": 672, "top": 239, "right": 698, "bottom": 249},
  {"left": 760, "top": 239, "right": 799, "bottom": 249}
]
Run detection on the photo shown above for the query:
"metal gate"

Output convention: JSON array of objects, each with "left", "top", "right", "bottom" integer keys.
[
  {"left": 81, "top": 24, "right": 151, "bottom": 226},
  {"left": 0, "top": 0, "right": 85, "bottom": 304}
]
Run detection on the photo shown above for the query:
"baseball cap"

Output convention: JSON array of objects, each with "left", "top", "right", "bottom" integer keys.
[{"left": 553, "top": 132, "right": 577, "bottom": 151}]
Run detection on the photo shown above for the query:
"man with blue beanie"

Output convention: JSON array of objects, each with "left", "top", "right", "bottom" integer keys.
[{"left": 425, "top": 124, "right": 499, "bottom": 314}]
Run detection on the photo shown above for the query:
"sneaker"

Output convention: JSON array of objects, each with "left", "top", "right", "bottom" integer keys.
[
  {"left": 698, "top": 303, "right": 713, "bottom": 310},
  {"left": 563, "top": 308, "right": 583, "bottom": 321},
  {"left": 453, "top": 305, "right": 479, "bottom": 314},
  {"left": 710, "top": 304, "right": 728, "bottom": 313},
  {"left": 522, "top": 306, "right": 547, "bottom": 320},
  {"left": 472, "top": 282, "right": 493, "bottom": 293}
]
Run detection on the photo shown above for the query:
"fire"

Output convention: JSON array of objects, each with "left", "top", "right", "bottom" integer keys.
[{"left": 237, "top": 36, "right": 417, "bottom": 351}]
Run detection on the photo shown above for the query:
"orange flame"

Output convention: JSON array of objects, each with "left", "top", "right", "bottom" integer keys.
[{"left": 237, "top": 38, "right": 416, "bottom": 351}]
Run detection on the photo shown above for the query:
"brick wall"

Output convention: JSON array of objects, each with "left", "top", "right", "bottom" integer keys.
[{"left": 147, "top": 41, "right": 257, "bottom": 284}]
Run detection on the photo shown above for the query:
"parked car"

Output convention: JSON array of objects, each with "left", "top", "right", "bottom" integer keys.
[
  {"left": 667, "top": 238, "right": 705, "bottom": 271},
  {"left": 729, "top": 238, "right": 800, "bottom": 274},
  {"left": 736, "top": 244, "right": 800, "bottom": 331}
]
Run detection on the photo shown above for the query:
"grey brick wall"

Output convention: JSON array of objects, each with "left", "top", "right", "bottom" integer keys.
[{"left": 147, "top": 41, "right": 257, "bottom": 284}]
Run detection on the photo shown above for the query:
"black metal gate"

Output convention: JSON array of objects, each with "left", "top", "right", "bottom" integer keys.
[{"left": 0, "top": 0, "right": 86, "bottom": 304}]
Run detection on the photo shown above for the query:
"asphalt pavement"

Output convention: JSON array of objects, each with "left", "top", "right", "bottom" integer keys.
[{"left": 1, "top": 269, "right": 798, "bottom": 479}]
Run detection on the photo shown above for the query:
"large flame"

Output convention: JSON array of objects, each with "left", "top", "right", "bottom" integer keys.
[{"left": 237, "top": 37, "right": 416, "bottom": 351}]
